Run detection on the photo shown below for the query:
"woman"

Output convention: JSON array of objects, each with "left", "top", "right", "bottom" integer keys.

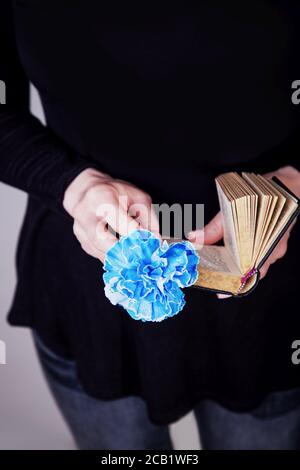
[{"left": 1, "top": 1, "right": 300, "bottom": 450}]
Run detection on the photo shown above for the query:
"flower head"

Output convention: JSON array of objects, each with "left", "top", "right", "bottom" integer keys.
[{"left": 103, "top": 230, "right": 199, "bottom": 322}]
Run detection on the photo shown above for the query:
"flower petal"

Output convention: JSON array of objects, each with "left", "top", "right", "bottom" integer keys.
[{"left": 103, "top": 230, "right": 199, "bottom": 321}]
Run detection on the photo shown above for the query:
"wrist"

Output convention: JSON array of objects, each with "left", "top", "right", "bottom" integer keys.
[{"left": 63, "top": 167, "right": 112, "bottom": 216}]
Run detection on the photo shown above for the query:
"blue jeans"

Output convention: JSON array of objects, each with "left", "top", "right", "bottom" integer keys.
[{"left": 34, "top": 333, "right": 300, "bottom": 450}]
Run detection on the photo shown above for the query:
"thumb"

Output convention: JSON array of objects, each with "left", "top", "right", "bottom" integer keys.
[
  {"left": 203, "top": 212, "right": 224, "bottom": 245},
  {"left": 188, "top": 212, "right": 224, "bottom": 246}
]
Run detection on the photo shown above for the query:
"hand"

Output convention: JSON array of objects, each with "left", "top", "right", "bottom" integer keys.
[
  {"left": 63, "top": 168, "right": 160, "bottom": 262},
  {"left": 188, "top": 166, "right": 300, "bottom": 298},
  {"left": 258, "top": 166, "right": 299, "bottom": 278},
  {"left": 188, "top": 212, "right": 227, "bottom": 299}
]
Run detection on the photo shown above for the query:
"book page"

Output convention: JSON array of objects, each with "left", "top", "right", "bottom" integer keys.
[
  {"left": 195, "top": 245, "right": 258, "bottom": 294},
  {"left": 223, "top": 176, "right": 246, "bottom": 262},
  {"left": 218, "top": 173, "right": 255, "bottom": 273},
  {"left": 198, "top": 245, "right": 241, "bottom": 275},
  {"left": 217, "top": 177, "right": 241, "bottom": 256},
  {"left": 229, "top": 172, "right": 256, "bottom": 272},
  {"left": 162, "top": 236, "right": 239, "bottom": 274},
  {"left": 163, "top": 238, "right": 244, "bottom": 293},
  {"left": 165, "top": 173, "right": 298, "bottom": 293},
  {"left": 194, "top": 245, "right": 244, "bottom": 294},
  {"left": 237, "top": 173, "right": 258, "bottom": 256},
  {"left": 254, "top": 175, "right": 286, "bottom": 262},
  {"left": 242, "top": 173, "right": 272, "bottom": 265},
  {"left": 250, "top": 176, "right": 278, "bottom": 265},
  {"left": 255, "top": 180, "right": 298, "bottom": 266},
  {"left": 216, "top": 178, "right": 242, "bottom": 271}
]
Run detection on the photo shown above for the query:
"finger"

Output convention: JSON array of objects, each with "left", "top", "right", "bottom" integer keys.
[
  {"left": 290, "top": 217, "right": 297, "bottom": 231},
  {"left": 130, "top": 201, "right": 160, "bottom": 235},
  {"left": 81, "top": 241, "right": 105, "bottom": 262},
  {"left": 74, "top": 214, "right": 117, "bottom": 257},
  {"left": 203, "top": 212, "right": 224, "bottom": 245},
  {"left": 73, "top": 221, "right": 105, "bottom": 260},
  {"left": 94, "top": 220, "right": 118, "bottom": 253},
  {"left": 259, "top": 235, "right": 289, "bottom": 279},
  {"left": 217, "top": 293, "right": 232, "bottom": 299},
  {"left": 187, "top": 229, "right": 204, "bottom": 249},
  {"left": 266, "top": 237, "right": 288, "bottom": 265},
  {"left": 96, "top": 203, "right": 140, "bottom": 236},
  {"left": 73, "top": 202, "right": 101, "bottom": 242},
  {"left": 272, "top": 238, "right": 288, "bottom": 260},
  {"left": 148, "top": 204, "right": 161, "bottom": 235},
  {"left": 259, "top": 260, "right": 271, "bottom": 279},
  {"left": 188, "top": 212, "right": 223, "bottom": 245}
]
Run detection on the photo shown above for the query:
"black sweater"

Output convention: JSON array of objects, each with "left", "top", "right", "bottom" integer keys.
[{"left": 1, "top": 0, "right": 300, "bottom": 424}]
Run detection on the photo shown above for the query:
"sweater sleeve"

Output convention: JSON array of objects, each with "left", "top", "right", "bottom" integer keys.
[{"left": 0, "top": 1, "right": 92, "bottom": 215}]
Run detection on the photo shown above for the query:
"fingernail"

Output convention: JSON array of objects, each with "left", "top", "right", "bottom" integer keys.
[
  {"left": 188, "top": 234, "right": 196, "bottom": 242},
  {"left": 217, "top": 294, "right": 232, "bottom": 299},
  {"left": 188, "top": 230, "right": 198, "bottom": 241}
]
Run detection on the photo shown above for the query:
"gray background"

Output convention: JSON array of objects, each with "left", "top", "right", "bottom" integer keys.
[{"left": 0, "top": 87, "right": 200, "bottom": 450}]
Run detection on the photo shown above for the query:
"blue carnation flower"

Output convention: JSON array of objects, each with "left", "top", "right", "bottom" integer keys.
[{"left": 103, "top": 230, "right": 199, "bottom": 322}]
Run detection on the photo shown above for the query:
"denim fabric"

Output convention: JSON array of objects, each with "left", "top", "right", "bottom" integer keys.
[
  {"left": 34, "top": 332, "right": 300, "bottom": 450},
  {"left": 194, "top": 390, "right": 300, "bottom": 450},
  {"left": 33, "top": 333, "right": 173, "bottom": 450}
]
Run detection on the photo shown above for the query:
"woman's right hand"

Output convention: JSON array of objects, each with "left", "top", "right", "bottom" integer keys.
[{"left": 63, "top": 168, "right": 160, "bottom": 262}]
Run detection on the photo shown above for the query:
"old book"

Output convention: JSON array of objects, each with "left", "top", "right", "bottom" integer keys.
[{"left": 167, "top": 172, "right": 300, "bottom": 296}]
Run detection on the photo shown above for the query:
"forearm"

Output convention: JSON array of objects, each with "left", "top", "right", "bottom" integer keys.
[
  {"left": 0, "top": 109, "right": 92, "bottom": 214},
  {"left": 0, "top": 1, "right": 92, "bottom": 215}
]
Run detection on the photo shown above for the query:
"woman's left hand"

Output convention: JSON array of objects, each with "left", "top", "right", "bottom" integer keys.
[
  {"left": 188, "top": 165, "right": 300, "bottom": 297},
  {"left": 258, "top": 166, "right": 299, "bottom": 278}
]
